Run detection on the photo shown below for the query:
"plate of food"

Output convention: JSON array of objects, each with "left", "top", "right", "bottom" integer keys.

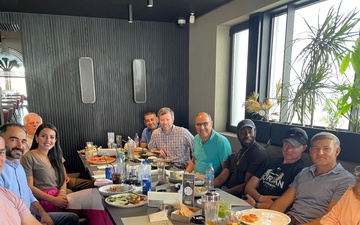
[
  {"left": 140, "top": 152, "right": 156, "bottom": 159},
  {"left": 238, "top": 209, "right": 290, "bottom": 225},
  {"left": 105, "top": 193, "right": 148, "bottom": 208},
  {"left": 87, "top": 156, "right": 116, "bottom": 164},
  {"left": 168, "top": 171, "right": 184, "bottom": 183},
  {"left": 194, "top": 186, "right": 207, "bottom": 197},
  {"left": 98, "top": 184, "right": 134, "bottom": 196},
  {"left": 151, "top": 162, "right": 172, "bottom": 169},
  {"left": 194, "top": 179, "right": 205, "bottom": 186}
]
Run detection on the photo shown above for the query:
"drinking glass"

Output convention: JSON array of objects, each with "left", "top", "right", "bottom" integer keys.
[
  {"left": 218, "top": 200, "right": 231, "bottom": 221},
  {"left": 112, "top": 173, "right": 121, "bottom": 184},
  {"left": 157, "top": 158, "right": 166, "bottom": 183},
  {"left": 205, "top": 200, "right": 219, "bottom": 225}
]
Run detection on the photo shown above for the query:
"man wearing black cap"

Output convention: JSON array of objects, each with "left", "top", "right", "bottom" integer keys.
[
  {"left": 214, "top": 119, "right": 269, "bottom": 197},
  {"left": 244, "top": 127, "right": 307, "bottom": 209},
  {"left": 271, "top": 132, "right": 355, "bottom": 225}
]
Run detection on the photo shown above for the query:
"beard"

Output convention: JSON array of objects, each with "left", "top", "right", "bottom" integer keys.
[{"left": 6, "top": 148, "right": 23, "bottom": 159}]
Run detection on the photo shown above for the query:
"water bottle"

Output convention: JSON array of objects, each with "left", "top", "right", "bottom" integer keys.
[
  {"left": 127, "top": 137, "right": 134, "bottom": 160},
  {"left": 115, "top": 154, "right": 125, "bottom": 180},
  {"left": 134, "top": 133, "right": 140, "bottom": 147},
  {"left": 140, "top": 161, "right": 151, "bottom": 194},
  {"left": 205, "top": 163, "right": 215, "bottom": 189}
]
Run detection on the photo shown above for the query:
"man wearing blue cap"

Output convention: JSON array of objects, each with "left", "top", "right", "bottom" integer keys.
[{"left": 214, "top": 119, "right": 269, "bottom": 197}]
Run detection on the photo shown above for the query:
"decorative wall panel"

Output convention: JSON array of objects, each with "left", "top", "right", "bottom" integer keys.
[{"left": 0, "top": 12, "right": 190, "bottom": 173}]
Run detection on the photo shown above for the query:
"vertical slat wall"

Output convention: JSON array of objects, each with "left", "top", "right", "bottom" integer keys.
[{"left": 0, "top": 12, "right": 190, "bottom": 173}]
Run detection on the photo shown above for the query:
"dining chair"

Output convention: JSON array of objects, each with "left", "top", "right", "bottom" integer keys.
[
  {"left": 2, "top": 109, "right": 9, "bottom": 124},
  {"left": 12, "top": 103, "right": 18, "bottom": 123}
]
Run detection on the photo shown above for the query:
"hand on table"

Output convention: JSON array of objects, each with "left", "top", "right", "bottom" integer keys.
[{"left": 155, "top": 149, "right": 167, "bottom": 158}]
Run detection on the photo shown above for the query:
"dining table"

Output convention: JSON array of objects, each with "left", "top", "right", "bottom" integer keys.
[{"left": 77, "top": 149, "right": 256, "bottom": 225}]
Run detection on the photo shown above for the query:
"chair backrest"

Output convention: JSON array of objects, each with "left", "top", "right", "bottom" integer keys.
[
  {"left": 7, "top": 108, "right": 13, "bottom": 122},
  {"left": 20, "top": 95, "right": 25, "bottom": 106},
  {"left": 2, "top": 109, "right": 9, "bottom": 124},
  {"left": 15, "top": 99, "right": 20, "bottom": 109}
]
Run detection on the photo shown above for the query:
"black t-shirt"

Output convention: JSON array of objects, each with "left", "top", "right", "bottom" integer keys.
[
  {"left": 255, "top": 157, "right": 304, "bottom": 196},
  {"left": 223, "top": 142, "right": 269, "bottom": 193}
]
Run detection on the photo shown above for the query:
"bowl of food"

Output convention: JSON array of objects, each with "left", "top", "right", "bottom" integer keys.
[{"left": 194, "top": 186, "right": 208, "bottom": 197}]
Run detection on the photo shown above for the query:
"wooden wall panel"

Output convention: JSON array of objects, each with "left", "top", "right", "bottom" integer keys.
[{"left": 0, "top": 12, "right": 190, "bottom": 173}]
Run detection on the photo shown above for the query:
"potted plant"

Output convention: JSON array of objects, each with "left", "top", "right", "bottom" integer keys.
[{"left": 281, "top": 4, "right": 359, "bottom": 127}]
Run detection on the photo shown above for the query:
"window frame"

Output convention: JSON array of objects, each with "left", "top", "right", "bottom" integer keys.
[{"left": 227, "top": 0, "right": 355, "bottom": 131}]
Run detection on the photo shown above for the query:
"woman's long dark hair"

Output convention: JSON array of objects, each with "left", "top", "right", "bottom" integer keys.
[{"left": 30, "top": 123, "right": 65, "bottom": 188}]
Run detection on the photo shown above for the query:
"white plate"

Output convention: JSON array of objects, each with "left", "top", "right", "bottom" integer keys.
[
  {"left": 105, "top": 193, "right": 148, "bottom": 208},
  {"left": 169, "top": 177, "right": 183, "bottom": 183},
  {"left": 239, "top": 209, "right": 291, "bottom": 225},
  {"left": 194, "top": 179, "right": 205, "bottom": 186},
  {"left": 98, "top": 184, "right": 134, "bottom": 196}
]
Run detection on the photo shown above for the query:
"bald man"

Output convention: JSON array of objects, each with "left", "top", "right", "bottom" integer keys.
[
  {"left": 23, "top": 113, "right": 43, "bottom": 152},
  {"left": 185, "top": 112, "right": 232, "bottom": 176}
]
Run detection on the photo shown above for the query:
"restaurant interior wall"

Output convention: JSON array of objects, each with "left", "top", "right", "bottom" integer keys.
[
  {"left": 188, "top": 0, "right": 360, "bottom": 168},
  {"left": 188, "top": 0, "right": 290, "bottom": 135},
  {"left": 0, "top": 12, "right": 190, "bottom": 174}
]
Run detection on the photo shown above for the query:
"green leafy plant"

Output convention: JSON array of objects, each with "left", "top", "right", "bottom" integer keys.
[
  {"left": 336, "top": 37, "right": 360, "bottom": 132},
  {"left": 282, "top": 4, "right": 359, "bottom": 127}
]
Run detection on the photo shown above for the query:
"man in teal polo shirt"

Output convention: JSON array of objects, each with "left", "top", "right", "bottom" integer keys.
[{"left": 185, "top": 112, "right": 232, "bottom": 176}]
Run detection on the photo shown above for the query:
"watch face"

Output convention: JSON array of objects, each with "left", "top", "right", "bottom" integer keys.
[{"left": 184, "top": 186, "right": 193, "bottom": 195}]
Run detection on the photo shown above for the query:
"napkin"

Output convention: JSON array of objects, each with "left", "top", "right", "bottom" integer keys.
[
  {"left": 97, "top": 165, "right": 108, "bottom": 169},
  {"left": 94, "top": 179, "right": 112, "bottom": 187},
  {"left": 149, "top": 210, "right": 168, "bottom": 222},
  {"left": 92, "top": 174, "right": 105, "bottom": 179}
]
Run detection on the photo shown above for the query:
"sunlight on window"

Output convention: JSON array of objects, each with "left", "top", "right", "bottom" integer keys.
[
  {"left": 230, "top": 29, "right": 249, "bottom": 127},
  {"left": 269, "top": 0, "right": 360, "bottom": 129}
]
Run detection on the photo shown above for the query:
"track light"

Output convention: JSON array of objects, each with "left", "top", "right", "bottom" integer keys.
[
  {"left": 189, "top": 13, "right": 195, "bottom": 24},
  {"left": 147, "top": 0, "right": 153, "bottom": 8},
  {"left": 128, "top": 4, "right": 133, "bottom": 23}
]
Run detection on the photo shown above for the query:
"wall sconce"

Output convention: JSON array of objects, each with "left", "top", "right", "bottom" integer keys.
[
  {"left": 128, "top": 4, "right": 133, "bottom": 23},
  {"left": 189, "top": 13, "right": 195, "bottom": 24},
  {"left": 147, "top": 0, "right": 153, "bottom": 8}
]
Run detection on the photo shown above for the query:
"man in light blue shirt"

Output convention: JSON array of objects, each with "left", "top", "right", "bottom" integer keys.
[
  {"left": 140, "top": 111, "right": 160, "bottom": 148},
  {"left": 271, "top": 132, "right": 355, "bottom": 224},
  {"left": 0, "top": 123, "right": 79, "bottom": 225},
  {"left": 185, "top": 112, "right": 232, "bottom": 176}
]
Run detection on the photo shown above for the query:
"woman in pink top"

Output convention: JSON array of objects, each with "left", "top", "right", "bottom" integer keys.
[{"left": 320, "top": 166, "right": 360, "bottom": 225}]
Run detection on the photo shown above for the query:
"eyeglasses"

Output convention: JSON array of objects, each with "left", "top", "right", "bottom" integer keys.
[{"left": 195, "top": 121, "right": 211, "bottom": 127}]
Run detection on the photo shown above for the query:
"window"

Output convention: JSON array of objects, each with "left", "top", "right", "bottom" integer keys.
[
  {"left": 229, "top": 0, "right": 360, "bottom": 131},
  {"left": 229, "top": 23, "right": 249, "bottom": 130},
  {"left": 270, "top": 0, "right": 359, "bottom": 129},
  {"left": 0, "top": 47, "right": 26, "bottom": 96}
]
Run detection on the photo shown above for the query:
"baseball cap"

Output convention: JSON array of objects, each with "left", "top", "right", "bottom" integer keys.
[
  {"left": 283, "top": 127, "right": 308, "bottom": 148},
  {"left": 237, "top": 119, "right": 256, "bottom": 130}
]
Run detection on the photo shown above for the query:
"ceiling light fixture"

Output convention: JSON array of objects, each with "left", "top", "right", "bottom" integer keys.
[
  {"left": 128, "top": 4, "right": 133, "bottom": 23},
  {"left": 147, "top": 0, "right": 153, "bottom": 8},
  {"left": 189, "top": 13, "right": 195, "bottom": 24}
]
